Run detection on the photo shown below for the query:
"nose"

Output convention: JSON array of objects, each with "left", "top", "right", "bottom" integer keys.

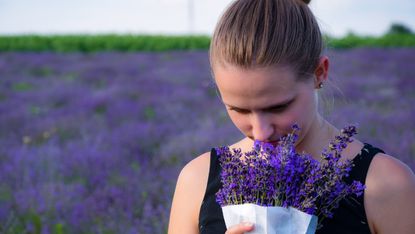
[{"left": 251, "top": 114, "right": 274, "bottom": 142}]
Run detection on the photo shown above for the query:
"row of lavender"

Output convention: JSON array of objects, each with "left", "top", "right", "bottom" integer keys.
[{"left": 0, "top": 48, "right": 414, "bottom": 233}]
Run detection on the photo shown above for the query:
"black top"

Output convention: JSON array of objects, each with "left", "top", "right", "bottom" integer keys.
[{"left": 199, "top": 143, "right": 384, "bottom": 234}]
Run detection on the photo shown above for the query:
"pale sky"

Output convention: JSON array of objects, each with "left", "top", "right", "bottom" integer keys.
[{"left": 0, "top": 0, "right": 414, "bottom": 37}]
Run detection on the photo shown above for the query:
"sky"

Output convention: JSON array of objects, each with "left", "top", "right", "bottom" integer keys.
[{"left": 0, "top": 0, "right": 414, "bottom": 37}]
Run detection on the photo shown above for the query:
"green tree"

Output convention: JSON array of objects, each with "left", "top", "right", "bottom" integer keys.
[{"left": 387, "top": 23, "right": 413, "bottom": 35}]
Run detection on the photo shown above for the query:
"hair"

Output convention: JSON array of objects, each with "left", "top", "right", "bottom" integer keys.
[{"left": 209, "top": 0, "right": 324, "bottom": 80}]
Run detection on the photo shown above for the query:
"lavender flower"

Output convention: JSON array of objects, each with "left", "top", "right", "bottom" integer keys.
[
  {"left": 1, "top": 48, "right": 413, "bottom": 232},
  {"left": 215, "top": 124, "right": 365, "bottom": 223}
]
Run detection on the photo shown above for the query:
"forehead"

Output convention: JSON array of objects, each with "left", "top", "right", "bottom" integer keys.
[{"left": 213, "top": 65, "right": 302, "bottom": 108}]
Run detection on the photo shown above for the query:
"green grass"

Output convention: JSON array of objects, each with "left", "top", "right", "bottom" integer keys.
[
  {"left": 0, "top": 34, "right": 211, "bottom": 52},
  {"left": 326, "top": 33, "right": 415, "bottom": 49},
  {"left": 0, "top": 33, "right": 414, "bottom": 52}
]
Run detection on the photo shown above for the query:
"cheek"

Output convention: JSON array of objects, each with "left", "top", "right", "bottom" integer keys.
[
  {"left": 288, "top": 95, "right": 318, "bottom": 136},
  {"left": 227, "top": 110, "right": 250, "bottom": 132},
  {"left": 273, "top": 110, "right": 303, "bottom": 134},
  {"left": 277, "top": 99, "right": 316, "bottom": 133}
]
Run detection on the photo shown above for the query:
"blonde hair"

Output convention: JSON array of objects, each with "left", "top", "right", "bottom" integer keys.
[{"left": 210, "top": 0, "right": 323, "bottom": 80}]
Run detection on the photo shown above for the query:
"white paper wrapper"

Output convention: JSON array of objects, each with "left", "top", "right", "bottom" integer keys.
[{"left": 222, "top": 203, "right": 317, "bottom": 234}]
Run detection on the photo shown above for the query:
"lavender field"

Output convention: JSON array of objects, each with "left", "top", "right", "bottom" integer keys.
[{"left": 0, "top": 48, "right": 414, "bottom": 233}]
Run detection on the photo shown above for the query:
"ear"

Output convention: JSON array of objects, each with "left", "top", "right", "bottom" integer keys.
[{"left": 313, "top": 56, "right": 329, "bottom": 88}]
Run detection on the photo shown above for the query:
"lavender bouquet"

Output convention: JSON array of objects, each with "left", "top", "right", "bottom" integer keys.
[{"left": 215, "top": 124, "right": 365, "bottom": 233}]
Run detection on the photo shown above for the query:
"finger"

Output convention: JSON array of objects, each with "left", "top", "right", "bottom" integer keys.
[{"left": 225, "top": 222, "right": 255, "bottom": 234}]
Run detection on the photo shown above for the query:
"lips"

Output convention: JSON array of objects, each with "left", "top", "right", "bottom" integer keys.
[
  {"left": 267, "top": 140, "right": 280, "bottom": 147},
  {"left": 250, "top": 138, "right": 281, "bottom": 147}
]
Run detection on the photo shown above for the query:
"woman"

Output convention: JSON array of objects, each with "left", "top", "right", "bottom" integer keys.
[{"left": 168, "top": 0, "right": 415, "bottom": 233}]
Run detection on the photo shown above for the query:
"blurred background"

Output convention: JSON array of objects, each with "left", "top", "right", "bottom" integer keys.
[
  {"left": 0, "top": 0, "right": 414, "bottom": 37},
  {"left": 0, "top": 0, "right": 414, "bottom": 233}
]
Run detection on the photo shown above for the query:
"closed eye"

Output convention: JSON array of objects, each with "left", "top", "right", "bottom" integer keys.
[
  {"left": 229, "top": 105, "right": 288, "bottom": 114},
  {"left": 229, "top": 107, "right": 250, "bottom": 114},
  {"left": 226, "top": 97, "right": 295, "bottom": 114},
  {"left": 266, "top": 104, "right": 289, "bottom": 113}
]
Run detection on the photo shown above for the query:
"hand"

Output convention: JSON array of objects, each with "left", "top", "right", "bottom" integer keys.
[{"left": 225, "top": 222, "right": 255, "bottom": 234}]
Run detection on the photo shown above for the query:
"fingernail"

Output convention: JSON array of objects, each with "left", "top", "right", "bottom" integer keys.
[{"left": 241, "top": 221, "right": 254, "bottom": 227}]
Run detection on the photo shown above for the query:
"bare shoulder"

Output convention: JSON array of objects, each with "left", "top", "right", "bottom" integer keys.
[
  {"left": 367, "top": 153, "right": 415, "bottom": 190},
  {"left": 168, "top": 151, "right": 211, "bottom": 234},
  {"left": 178, "top": 151, "right": 211, "bottom": 187},
  {"left": 365, "top": 153, "right": 415, "bottom": 234}
]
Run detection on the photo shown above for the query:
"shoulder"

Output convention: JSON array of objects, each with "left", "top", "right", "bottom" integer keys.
[
  {"left": 366, "top": 153, "right": 415, "bottom": 193},
  {"left": 168, "top": 151, "right": 212, "bottom": 234},
  {"left": 368, "top": 152, "right": 414, "bottom": 181},
  {"left": 365, "top": 152, "right": 415, "bottom": 234},
  {"left": 178, "top": 151, "right": 211, "bottom": 186}
]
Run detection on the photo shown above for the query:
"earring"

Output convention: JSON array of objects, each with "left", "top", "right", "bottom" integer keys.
[{"left": 318, "top": 83, "right": 323, "bottom": 89}]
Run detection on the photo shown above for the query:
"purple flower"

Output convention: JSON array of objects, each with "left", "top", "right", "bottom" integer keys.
[{"left": 216, "top": 124, "right": 365, "bottom": 225}]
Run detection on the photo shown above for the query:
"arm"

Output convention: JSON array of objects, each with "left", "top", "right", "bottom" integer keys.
[
  {"left": 168, "top": 151, "right": 256, "bottom": 234},
  {"left": 168, "top": 152, "right": 210, "bottom": 234},
  {"left": 365, "top": 153, "right": 415, "bottom": 234}
]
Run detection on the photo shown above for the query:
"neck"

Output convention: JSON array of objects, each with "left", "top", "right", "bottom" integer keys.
[{"left": 295, "top": 114, "right": 339, "bottom": 161}]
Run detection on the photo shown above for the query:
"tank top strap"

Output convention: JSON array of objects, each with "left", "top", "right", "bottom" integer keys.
[
  {"left": 346, "top": 143, "right": 385, "bottom": 184},
  {"left": 317, "top": 143, "right": 384, "bottom": 234},
  {"left": 204, "top": 148, "right": 222, "bottom": 200},
  {"left": 199, "top": 148, "right": 226, "bottom": 233}
]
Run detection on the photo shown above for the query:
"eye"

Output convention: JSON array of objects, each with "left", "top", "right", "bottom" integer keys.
[
  {"left": 229, "top": 107, "right": 250, "bottom": 114},
  {"left": 267, "top": 104, "right": 289, "bottom": 113}
]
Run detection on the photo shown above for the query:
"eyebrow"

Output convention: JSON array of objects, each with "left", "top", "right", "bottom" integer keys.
[{"left": 224, "top": 97, "right": 295, "bottom": 111}]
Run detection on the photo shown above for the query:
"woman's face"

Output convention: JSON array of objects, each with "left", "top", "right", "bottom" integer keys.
[{"left": 213, "top": 64, "right": 319, "bottom": 146}]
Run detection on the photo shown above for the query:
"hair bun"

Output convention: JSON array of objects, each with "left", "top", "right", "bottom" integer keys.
[{"left": 302, "top": 0, "right": 311, "bottom": 4}]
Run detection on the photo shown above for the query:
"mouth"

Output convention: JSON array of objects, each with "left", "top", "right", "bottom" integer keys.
[
  {"left": 250, "top": 138, "right": 282, "bottom": 147},
  {"left": 267, "top": 140, "right": 280, "bottom": 147}
]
